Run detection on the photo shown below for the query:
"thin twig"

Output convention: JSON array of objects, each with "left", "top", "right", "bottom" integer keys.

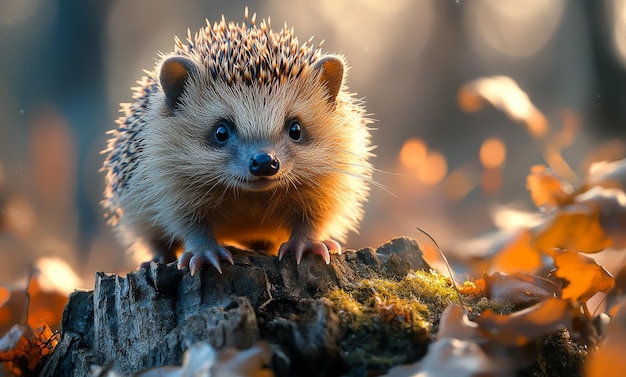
[
  {"left": 23, "top": 268, "right": 35, "bottom": 325},
  {"left": 416, "top": 226, "right": 467, "bottom": 311}
]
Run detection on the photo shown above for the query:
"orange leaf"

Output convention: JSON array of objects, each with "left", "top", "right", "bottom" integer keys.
[
  {"left": 0, "top": 288, "right": 8, "bottom": 307},
  {"left": 458, "top": 76, "right": 548, "bottom": 138},
  {"left": 0, "top": 321, "right": 57, "bottom": 374},
  {"left": 575, "top": 187, "right": 626, "bottom": 250},
  {"left": 526, "top": 165, "right": 572, "bottom": 210},
  {"left": 490, "top": 229, "right": 543, "bottom": 274},
  {"left": 457, "top": 280, "right": 485, "bottom": 297},
  {"left": 531, "top": 203, "right": 612, "bottom": 253},
  {"left": 476, "top": 298, "right": 578, "bottom": 346},
  {"left": 550, "top": 250, "right": 614, "bottom": 303}
]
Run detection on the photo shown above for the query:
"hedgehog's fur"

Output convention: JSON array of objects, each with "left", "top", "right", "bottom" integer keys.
[{"left": 102, "top": 9, "right": 374, "bottom": 273}]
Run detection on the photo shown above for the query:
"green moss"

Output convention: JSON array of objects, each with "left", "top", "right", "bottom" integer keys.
[
  {"left": 326, "top": 270, "right": 512, "bottom": 373},
  {"left": 325, "top": 270, "right": 586, "bottom": 375}
]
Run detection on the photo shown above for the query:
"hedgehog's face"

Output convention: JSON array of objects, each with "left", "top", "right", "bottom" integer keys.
[
  {"left": 199, "top": 115, "right": 302, "bottom": 192},
  {"left": 153, "top": 55, "right": 349, "bottom": 194}
]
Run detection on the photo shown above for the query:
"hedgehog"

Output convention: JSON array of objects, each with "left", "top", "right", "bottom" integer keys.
[{"left": 102, "top": 9, "right": 374, "bottom": 275}]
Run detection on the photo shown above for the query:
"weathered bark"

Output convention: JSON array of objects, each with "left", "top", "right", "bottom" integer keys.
[{"left": 40, "top": 237, "right": 431, "bottom": 376}]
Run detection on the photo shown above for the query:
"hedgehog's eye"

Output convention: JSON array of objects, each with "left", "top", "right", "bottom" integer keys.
[
  {"left": 215, "top": 126, "right": 229, "bottom": 142},
  {"left": 212, "top": 120, "right": 232, "bottom": 145},
  {"left": 287, "top": 119, "right": 302, "bottom": 142}
]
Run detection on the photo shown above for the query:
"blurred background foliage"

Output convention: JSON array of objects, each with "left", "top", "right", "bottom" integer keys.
[{"left": 1, "top": 0, "right": 625, "bottom": 288}]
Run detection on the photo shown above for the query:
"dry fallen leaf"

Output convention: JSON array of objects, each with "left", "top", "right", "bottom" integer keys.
[
  {"left": 531, "top": 202, "right": 612, "bottom": 254},
  {"left": 382, "top": 337, "right": 513, "bottom": 377},
  {"left": 458, "top": 76, "right": 548, "bottom": 138},
  {"left": 489, "top": 229, "right": 544, "bottom": 275},
  {"left": 436, "top": 304, "right": 481, "bottom": 342},
  {"left": 476, "top": 298, "right": 578, "bottom": 347},
  {"left": 94, "top": 342, "right": 273, "bottom": 377},
  {"left": 584, "top": 158, "right": 626, "bottom": 191},
  {"left": 484, "top": 272, "right": 559, "bottom": 309},
  {"left": 212, "top": 343, "right": 273, "bottom": 377},
  {"left": 0, "top": 321, "right": 57, "bottom": 375},
  {"left": 526, "top": 165, "right": 572, "bottom": 210},
  {"left": 575, "top": 186, "right": 626, "bottom": 250},
  {"left": 135, "top": 342, "right": 215, "bottom": 377},
  {"left": 549, "top": 250, "right": 614, "bottom": 304}
]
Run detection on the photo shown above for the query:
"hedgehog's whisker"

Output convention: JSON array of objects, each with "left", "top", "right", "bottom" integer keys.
[
  {"left": 186, "top": 174, "right": 223, "bottom": 208},
  {"left": 320, "top": 167, "right": 396, "bottom": 197},
  {"left": 284, "top": 173, "right": 305, "bottom": 207},
  {"left": 224, "top": 176, "right": 241, "bottom": 201},
  {"left": 335, "top": 161, "right": 402, "bottom": 176}
]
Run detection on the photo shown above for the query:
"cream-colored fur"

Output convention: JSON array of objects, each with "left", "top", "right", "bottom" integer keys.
[{"left": 102, "top": 13, "right": 373, "bottom": 268}]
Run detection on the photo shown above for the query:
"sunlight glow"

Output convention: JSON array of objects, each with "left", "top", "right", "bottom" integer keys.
[
  {"left": 35, "top": 257, "right": 85, "bottom": 294},
  {"left": 443, "top": 167, "right": 476, "bottom": 201},
  {"left": 465, "top": 0, "right": 565, "bottom": 59},
  {"left": 609, "top": 0, "right": 626, "bottom": 68},
  {"left": 418, "top": 151, "right": 448, "bottom": 185},
  {"left": 480, "top": 138, "right": 507, "bottom": 169},
  {"left": 399, "top": 138, "right": 448, "bottom": 185},
  {"left": 399, "top": 138, "right": 428, "bottom": 169},
  {"left": 490, "top": 204, "right": 543, "bottom": 230}
]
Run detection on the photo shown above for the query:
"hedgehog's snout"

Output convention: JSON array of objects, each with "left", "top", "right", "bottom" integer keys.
[{"left": 249, "top": 152, "right": 280, "bottom": 177}]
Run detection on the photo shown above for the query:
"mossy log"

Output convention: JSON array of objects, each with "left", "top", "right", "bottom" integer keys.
[
  {"left": 41, "top": 237, "right": 433, "bottom": 376},
  {"left": 39, "top": 236, "right": 586, "bottom": 376}
]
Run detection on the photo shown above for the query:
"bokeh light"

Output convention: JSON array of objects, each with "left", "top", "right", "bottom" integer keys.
[
  {"left": 417, "top": 151, "right": 448, "bottom": 186},
  {"left": 399, "top": 138, "right": 428, "bottom": 170},
  {"left": 609, "top": 0, "right": 626, "bottom": 68},
  {"left": 480, "top": 138, "right": 507, "bottom": 169},
  {"left": 465, "top": 0, "right": 565, "bottom": 60},
  {"left": 481, "top": 168, "right": 503, "bottom": 194}
]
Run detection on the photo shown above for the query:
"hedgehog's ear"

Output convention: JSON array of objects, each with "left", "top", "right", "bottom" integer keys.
[
  {"left": 160, "top": 56, "right": 198, "bottom": 112},
  {"left": 312, "top": 55, "right": 345, "bottom": 103}
]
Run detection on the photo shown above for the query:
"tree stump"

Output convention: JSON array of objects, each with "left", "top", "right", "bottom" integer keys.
[{"left": 40, "top": 237, "right": 432, "bottom": 376}]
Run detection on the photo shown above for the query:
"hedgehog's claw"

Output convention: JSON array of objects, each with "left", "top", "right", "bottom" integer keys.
[
  {"left": 324, "top": 239, "right": 342, "bottom": 255},
  {"left": 178, "top": 252, "right": 193, "bottom": 270},
  {"left": 178, "top": 246, "right": 234, "bottom": 275},
  {"left": 189, "top": 253, "right": 221, "bottom": 275},
  {"left": 278, "top": 238, "right": 341, "bottom": 265}
]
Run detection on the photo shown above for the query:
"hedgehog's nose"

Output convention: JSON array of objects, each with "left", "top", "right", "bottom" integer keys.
[{"left": 249, "top": 152, "right": 280, "bottom": 177}]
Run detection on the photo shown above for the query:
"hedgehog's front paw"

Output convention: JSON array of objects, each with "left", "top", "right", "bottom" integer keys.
[
  {"left": 178, "top": 245, "right": 234, "bottom": 275},
  {"left": 278, "top": 237, "right": 342, "bottom": 265}
]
